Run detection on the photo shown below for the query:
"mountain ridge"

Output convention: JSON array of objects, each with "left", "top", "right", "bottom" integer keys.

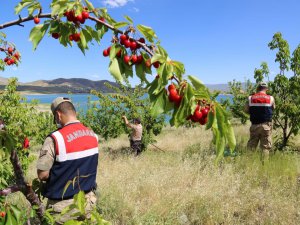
[{"left": 0, "top": 77, "right": 230, "bottom": 93}]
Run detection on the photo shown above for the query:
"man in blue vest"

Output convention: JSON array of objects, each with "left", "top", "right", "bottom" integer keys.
[
  {"left": 36, "top": 97, "right": 99, "bottom": 224},
  {"left": 245, "top": 82, "right": 275, "bottom": 158}
]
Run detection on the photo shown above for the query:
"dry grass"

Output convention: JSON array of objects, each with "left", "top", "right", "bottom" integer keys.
[
  {"left": 25, "top": 125, "right": 300, "bottom": 224},
  {"left": 95, "top": 125, "right": 300, "bottom": 225}
]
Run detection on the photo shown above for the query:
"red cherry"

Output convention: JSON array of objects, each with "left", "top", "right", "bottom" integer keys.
[
  {"left": 199, "top": 116, "right": 208, "bottom": 125},
  {"left": 124, "top": 40, "right": 131, "bottom": 48},
  {"left": 193, "top": 110, "right": 203, "bottom": 121},
  {"left": 131, "top": 55, "right": 138, "bottom": 64},
  {"left": 99, "top": 17, "right": 105, "bottom": 22},
  {"left": 63, "top": 11, "right": 69, "bottom": 17},
  {"left": 174, "top": 95, "right": 182, "bottom": 107},
  {"left": 153, "top": 61, "right": 160, "bottom": 68},
  {"left": 136, "top": 55, "right": 143, "bottom": 64},
  {"left": 34, "top": 17, "right": 40, "bottom": 24},
  {"left": 0, "top": 211, "right": 5, "bottom": 218},
  {"left": 8, "top": 58, "right": 15, "bottom": 65},
  {"left": 168, "top": 84, "right": 176, "bottom": 91},
  {"left": 168, "top": 89, "right": 178, "bottom": 102},
  {"left": 201, "top": 108, "right": 209, "bottom": 117},
  {"left": 103, "top": 49, "right": 109, "bottom": 57},
  {"left": 82, "top": 11, "right": 89, "bottom": 19},
  {"left": 138, "top": 37, "right": 145, "bottom": 44},
  {"left": 4, "top": 57, "right": 9, "bottom": 62},
  {"left": 76, "top": 14, "right": 83, "bottom": 22},
  {"left": 7, "top": 47, "right": 13, "bottom": 54},
  {"left": 145, "top": 59, "right": 152, "bottom": 68},
  {"left": 120, "top": 34, "right": 128, "bottom": 42},
  {"left": 123, "top": 55, "right": 130, "bottom": 64},
  {"left": 130, "top": 41, "right": 137, "bottom": 50},
  {"left": 67, "top": 11, "right": 75, "bottom": 22},
  {"left": 105, "top": 47, "right": 110, "bottom": 55},
  {"left": 78, "top": 16, "right": 86, "bottom": 24},
  {"left": 116, "top": 49, "right": 122, "bottom": 57},
  {"left": 69, "top": 34, "right": 74, "bottom": 41},
  {"left": 13, "top": 52, "right": 20, "bottom": 60},
  {"left": 51, "top": 33, "right": 60, "bottom": 39},
  {"left": 73, "top": 33, "right": 81, "bottom": 42}
]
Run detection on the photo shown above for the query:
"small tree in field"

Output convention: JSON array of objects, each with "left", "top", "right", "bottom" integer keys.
[
  {"left": 229, "top": 32, "right": 300, "bottom": 150},
  {"left": 79, "top": 81, "right": 165, "bottom": 151}
]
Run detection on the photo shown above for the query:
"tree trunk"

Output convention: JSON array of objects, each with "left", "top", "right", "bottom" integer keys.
[{"left": 7, "top": 150, "right": 45, "bottom": 220}]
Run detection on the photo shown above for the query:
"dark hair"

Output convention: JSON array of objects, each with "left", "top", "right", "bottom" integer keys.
[
  {"left": 56, "top": 101, "right": 76, "bottom": 115},
  {"left": 257, "top": 86, "right": 267, "bottom": 92},
  {"left": 133, "top": 118, "right": 141, "bottom": 124}
]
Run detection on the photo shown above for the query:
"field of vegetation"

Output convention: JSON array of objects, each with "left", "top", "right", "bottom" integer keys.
[{"left": 24, "top": 125, "right": 300, "bottom": 225}]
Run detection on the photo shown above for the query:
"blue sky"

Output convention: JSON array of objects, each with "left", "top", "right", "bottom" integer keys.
[{"left": 1, "top": 0, "right": 300, "bottom": 84}]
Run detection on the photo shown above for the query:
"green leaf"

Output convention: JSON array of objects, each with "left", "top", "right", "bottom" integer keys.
[
  {"left": 109, "top": 44, "right": 119, "bottom": 61},
  {"left": 63, "top": 220, "right": 83, "bottom": 225},
  {"left": 75, "top": 191, "right": 86, "bottom": 214},
  {"left": 172, "top": 61, "right": 185, "bottom": 80},
  {"left": 113, "top": 22, "right": 129, "bottom": 29},
  {"left": 124, "top": 15, "right": 133, "bottom": 24},
  {"left": 188, "top": 75, "right": 206, "bottom": 90},
  {"left": 62, "top": 180, "right": 72, "bottom": 199},
  {"left": 151, "top": 53, "right": 166, "bottom": 64},
  {"left": 10, "top": 205, "right": 22, "bottom": 224},
  {"left": 137, "top": 24, "right": 157, "bottom": 43},
  {"left": 205, "top": 111, "right": 215, "bottom": 130},
  {"left": 150, "top": 89, "right": 166, "bottom": 117},
  {"left": 225, "top": 121, "right": 236, "bottom": 152},
  {"left": 135, "top": 63, "right": 148, "bottom": 83},
  {"left": 29, "top": 23, "right": 50, "bottom": 50},
  {"left": 15, "top": 0, "right": 33, "bottom": 15},
  {"left": 79, "top": 31, "right": 87, "bottom": 50},
  {"left": 109, "top": 58, "right": 123, "bottom": 82},
  {"left": 84, "top": 0, "right": 95, "bottom": 11},
  {"left": 216, "top": 104, "right": 226, "bottom": 137},
  {"left": 27, "top": 2, "right": 40, "bottom": 15},
  {"left": 5, "top": 210, "right": 16, "bottom": 225}
]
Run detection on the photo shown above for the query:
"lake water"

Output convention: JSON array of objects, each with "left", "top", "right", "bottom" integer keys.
[{"left": 24, "top": 93, "right": 232, "bottom": 110}]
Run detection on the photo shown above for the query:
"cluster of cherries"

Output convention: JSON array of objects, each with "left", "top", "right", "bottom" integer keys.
[
  {"left": 2, "top": 47, "right": 20, "bottom": 66},
  {"left": 43, "top": 8, "right": 92, "bottom": 41},
  {"left": 103, "top": 34, "right": 160, "bottom": 67},
  {"left": 167, "top": 83, "right": 210, "bottom": 125},
  {"left": 168, "top": 83, "right": 182, "bottom": 106},
  {"left": 188, "top": 102, "right": 210, "bottom": 125}
]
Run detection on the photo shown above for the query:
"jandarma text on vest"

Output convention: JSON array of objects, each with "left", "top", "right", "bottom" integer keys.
[
  {"left": 251, "top": 95, "right": 270, "bottom": 100},
  {"left": 66, "top": 129, "right": 95, "bottom": 142}
]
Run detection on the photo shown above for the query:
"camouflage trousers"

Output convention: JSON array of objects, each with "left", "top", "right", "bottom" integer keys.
[
  {"left": 247, "top": 122, "right": 272, "bottom": 157},
  {"left": 130, "top": 139, "right": 142, "bottom": 156},
  {"left": 46, "top": 191, "right": 97, "bottom": 224}
]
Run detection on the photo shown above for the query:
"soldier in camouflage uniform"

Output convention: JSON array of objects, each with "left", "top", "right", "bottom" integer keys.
[
  {"left": 245, "top": 82, "right": 275, "bottom": 159},
  {"left": 36, "top": 97, "right": 99, "bottom": 224}
]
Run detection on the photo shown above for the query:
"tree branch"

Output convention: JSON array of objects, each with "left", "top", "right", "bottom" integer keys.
[
  {"left": 10, "top": 150, "right": 45, "bottom": 220},
  {"left": 0, "top": 185, "right": 23, "bottom": 196},
  {"left": 0, "top": 13, "right": 52, "bottom": 29}
]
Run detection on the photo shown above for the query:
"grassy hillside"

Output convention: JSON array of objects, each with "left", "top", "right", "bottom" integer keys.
[{"left": 26, "top": 125, "right": 300, "bottom": 224}]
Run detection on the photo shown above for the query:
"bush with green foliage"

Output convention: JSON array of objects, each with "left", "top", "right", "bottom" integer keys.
[{"left": 79, "top": 81, "right": 165, "bottom": 151}]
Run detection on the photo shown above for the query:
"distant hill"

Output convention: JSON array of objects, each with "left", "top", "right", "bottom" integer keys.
[
  {"left": 0, "top": 77, "right": 231, "bottom": 93},
  {"left": 0, "top": 78, "right": 120, "bottom": 94}
]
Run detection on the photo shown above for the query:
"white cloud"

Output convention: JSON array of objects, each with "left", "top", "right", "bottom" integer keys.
[
  {"left": 102, "top": 0, "right": 134, "bottom": 8},
  {"left": 132, "top": 7, "right": 139, "bottom": 12}
]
